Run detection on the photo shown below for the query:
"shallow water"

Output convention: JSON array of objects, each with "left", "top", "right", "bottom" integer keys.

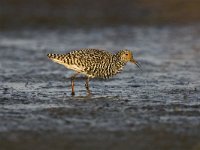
[{"left": 0, "top": 26, "right": 200, "bottom": 149}]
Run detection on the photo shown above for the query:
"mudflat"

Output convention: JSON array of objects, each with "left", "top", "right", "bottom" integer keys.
[{"left": 0, "top": 26, "right": 200, "bottom": 150}]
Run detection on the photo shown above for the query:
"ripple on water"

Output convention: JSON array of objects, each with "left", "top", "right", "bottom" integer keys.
[{"left": 0, "top": 26, "right": 200, "bottom": 135}]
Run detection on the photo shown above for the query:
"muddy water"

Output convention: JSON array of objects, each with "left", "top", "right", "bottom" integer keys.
[{"left": 0, "top": 26, "right": 200, "bottom": 150}]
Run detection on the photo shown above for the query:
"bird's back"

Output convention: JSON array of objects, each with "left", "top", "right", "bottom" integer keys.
[{"left": 47, "top": 48, "right": 124, "bottom": 78}]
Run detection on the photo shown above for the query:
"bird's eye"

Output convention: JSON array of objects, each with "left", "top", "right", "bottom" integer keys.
[{"left": 125, "top": 53, "right": 128, "bottom": 56}]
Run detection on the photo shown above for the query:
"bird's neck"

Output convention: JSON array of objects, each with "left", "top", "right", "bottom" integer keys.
[
  {"left": 114, "top": 51, "right": 126, "bottom": 63},
  {"left": 113, "top": 53, "right": 126, "bottom": 70}
]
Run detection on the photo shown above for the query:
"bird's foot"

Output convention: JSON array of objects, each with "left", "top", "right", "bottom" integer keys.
[
  {"left": 71, "top": 91, "right": 75, "bottom": 96},
  {"left": 86, "top": 91, "right": 92, "bottom": 97}
]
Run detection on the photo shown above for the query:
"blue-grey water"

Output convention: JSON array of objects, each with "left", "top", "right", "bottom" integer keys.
[{"left": 0, "top": 26, "right": 200, "bottom": 150}]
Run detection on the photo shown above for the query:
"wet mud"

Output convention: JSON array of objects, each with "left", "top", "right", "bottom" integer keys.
[{"left": 0, "top": 26, "right": 200, "bottom": 150}]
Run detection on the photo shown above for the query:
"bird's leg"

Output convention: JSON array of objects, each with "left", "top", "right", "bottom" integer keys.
[
  {"left": 85, "top": 77, "right": 91, "bottom": 96},
  {"left": 71, "top": 73, "right": 79, "bottom": 96}
]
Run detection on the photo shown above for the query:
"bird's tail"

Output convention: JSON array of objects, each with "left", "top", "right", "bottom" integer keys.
[{"left": 47, "top": 53, "right": 66, "bottom": 65}]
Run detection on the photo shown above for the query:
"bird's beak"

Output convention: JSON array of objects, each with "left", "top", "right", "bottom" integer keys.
[{"left": 130, "top": 58, "right": 142, "bottom": 70}]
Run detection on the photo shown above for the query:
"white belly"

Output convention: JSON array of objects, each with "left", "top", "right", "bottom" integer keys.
[
  {"left": 51, "top": 58, "right": 95, "bottom": 78},
  {"left": 65, "top": 64, "right": 95, "bottom": 78},
  {"left": 64, "top": 64, "right": 84, "bottom": 72}
]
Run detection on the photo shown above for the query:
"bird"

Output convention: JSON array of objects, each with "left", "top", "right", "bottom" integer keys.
[{"left": 47, "top": 48, "right": 141, "bottom": 96}]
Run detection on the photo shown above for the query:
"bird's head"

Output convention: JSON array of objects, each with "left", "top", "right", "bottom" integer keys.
[{"left": 118, "top": 49, "right": 141, "bottom": 69}]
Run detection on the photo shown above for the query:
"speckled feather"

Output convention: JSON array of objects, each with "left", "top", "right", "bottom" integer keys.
[{"left": 47, "top": 48, "right": 129, "bottom": 79}]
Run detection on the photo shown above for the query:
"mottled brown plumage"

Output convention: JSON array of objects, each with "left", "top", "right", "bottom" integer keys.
[{"left": 47, "top": 48, "right": 140, "bottom": 95}]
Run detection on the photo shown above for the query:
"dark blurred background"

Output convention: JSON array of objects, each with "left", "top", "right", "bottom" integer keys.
[
  {"left": 1, "top": 0, "right": 200, "bottom": 29},
  {"left": 1, "top": 1, "right": 200, "bottom": 150}
]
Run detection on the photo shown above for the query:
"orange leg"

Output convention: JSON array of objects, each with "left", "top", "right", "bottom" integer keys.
[
  {"left": 85, "top": 77, "right": 91, "bottom": 96},
  {"left": 71, "top": 73, "right": 79, "bottom": 96}
]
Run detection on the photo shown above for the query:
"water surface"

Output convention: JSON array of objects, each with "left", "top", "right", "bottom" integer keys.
[{"left": 0, "top": 26, "right": 200, "bottom": 150}]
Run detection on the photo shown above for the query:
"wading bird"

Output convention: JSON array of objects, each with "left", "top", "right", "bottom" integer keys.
[{"left": 47, "top": 48, "right": 141, "bottom": 96}]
